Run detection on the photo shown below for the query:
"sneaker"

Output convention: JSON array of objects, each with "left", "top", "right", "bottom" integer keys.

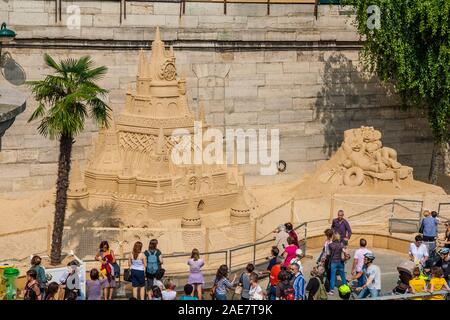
[{"left": 327, "top": 291, "right": 334, "bottom": 296}]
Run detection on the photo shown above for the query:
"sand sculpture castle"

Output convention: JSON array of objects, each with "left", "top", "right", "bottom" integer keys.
[{"left": 67, "top": 27, "right": 253, "bottom": 229}]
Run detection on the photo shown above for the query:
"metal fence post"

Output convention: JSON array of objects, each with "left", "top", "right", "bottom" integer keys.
[
  {"left": 329, "top": 193, "right": 335, "bottom": 223},
  {"left": 290, "top": 198, "right": 295, "bottom": 224}
]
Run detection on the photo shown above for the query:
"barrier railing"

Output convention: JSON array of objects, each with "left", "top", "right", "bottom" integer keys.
[{"left": 363, "top": 290, "right": 449, "bottom": 300}]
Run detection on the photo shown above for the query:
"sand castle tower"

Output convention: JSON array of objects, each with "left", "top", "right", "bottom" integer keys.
[{"left": 80, "top": 27, "right": 244, "bottom": 225}]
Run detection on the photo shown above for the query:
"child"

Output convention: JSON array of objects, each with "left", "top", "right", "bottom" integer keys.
[
  {"left": 86, "top": 268, "right": 107, "bottom": 300},
  {"left": 30, "top": 255, "right": 47, "bottom": 298},
  {"left": 179, "top": 284, "right": 199, "bottom": 300},
  {"left": 408, "top": 267, "right": 426, "bottom": 300},
  {"left": 428, "top": 267, "right": 450, "bottom": 300},
  {"left": 44, "top": 282, "right": 60, "bottom": 300},
  {"left": 248, "top": 272, "right": 264, "bottom": 300},
  {"left": 151, "top": 285, "right": 163, "bottom": 300},
  {"left": 162, "top": 279, "right": 177, "bottom": 300}
]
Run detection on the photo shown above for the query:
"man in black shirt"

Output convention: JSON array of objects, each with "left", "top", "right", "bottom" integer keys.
[{"left": 435, "top": 248, "right": 450, "bottom": 285}]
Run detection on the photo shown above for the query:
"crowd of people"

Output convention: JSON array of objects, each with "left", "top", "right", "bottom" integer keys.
[{"left": 20, "top": 210, "right": 450, "bottom": 301}]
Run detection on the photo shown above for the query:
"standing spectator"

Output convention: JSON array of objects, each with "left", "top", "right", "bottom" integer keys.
[
  {"left": 44, "top": 282, "right": 60, "bottom": 300},
  {"left": 290, "top": 263, "right": 305, "bottom": 300},
  {"left": 275, "top": 269, "right": 294, "bottom": 300},
  {"left": 282, "top": 236, "right": 299, "bottom": 267},
  {"left": 351, "top": 239, "right": 370, "bottom": 287},
  {"left": 408, "top": 267, "right": 426, "bottom": 300},
  {"left": 328, "top": 233, "right": 347, "bottom": 295},
  {"left": 306, "top": 266, "right": 329, "bottom": 300},
  {"left": 428, "top": 267, "right": 450, "bottom": 300},
  {"left": 95, "top": 240, "right": 116, "bottom": 300},
  {"left": 409, "top": 235, "right": 429, "bottom": 266},
  {"left": 435, "top": 248, "right": 450, "bottom": 286},
  {"left": 437, "top": 222, "right": 450, "bottom": 249},
  {"left": 284, "top": 222, "right": 299, "bottom": 247},
  {"left": 144, "top": 239, "right": 163, "bottom": 299},
  {"left": 289, "top": 249, "right": 304, "bottom": 274},
  {"left": 356, "top": 252, "right": 381, "bottom": 298},
  {"left": 187, "top": 248, "right": 205, "bottom": 300},
  {"left": 331, "top": 210, "right": 352, "bottom": 242},
  {"left": 59, "top": 259, "right": 81, "bottom": 300},
  {"left": 179, "top": 284, "right": 198, "bottom": 300},
  {"left": 274, "top": 224, "right": 289, "bottom": 254},
  {"left": 421, "top": 211, "right": 440, "bottom": 253},
  {"left": 30, "top": 255, "right": 47, "bottom": 299},
  {"left": 86, "top": 268, "right": 107, "bottom": 300},
  {"left": 238, "top": 263, "right": 254, "bottom": 301},
  {"left": 128, "top": 241, "right": 146, "bottom": 300},
  {"left": 320, "top": 229, "right": 334, "bottom": 285},
  {"left": 213, "top": 264, "right": 236, "bottom": 300},
  {"left": 248, "top": 272, "right": 264, "bottom": 300},
  {"left": 22, "top": 269, "right": 42, "bottom": 300},
  {"left": 162, "top": 279, "right": 177, "bottom": 300},
  {"left": 259, "top": 247, "right": 282, "bottom": 300}
]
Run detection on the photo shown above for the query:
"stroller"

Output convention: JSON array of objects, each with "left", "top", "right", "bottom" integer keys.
[{"left": 393, "top": 260, "right": 415, "bottom": 294}]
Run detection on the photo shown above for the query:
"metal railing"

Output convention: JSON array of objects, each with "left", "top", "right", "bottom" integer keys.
[
  {"left": 83, "top": 221, "right": 308, "bottom": 278},
  {"left": 363, "top": 290, "right": 449, "bottom": 300}
]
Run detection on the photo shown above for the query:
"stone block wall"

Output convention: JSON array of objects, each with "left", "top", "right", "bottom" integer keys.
[{"left": 0, "top": 1, "right": 434, "bottom": 193}]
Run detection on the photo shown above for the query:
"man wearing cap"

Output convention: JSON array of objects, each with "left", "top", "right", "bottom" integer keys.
[
  {"left": 331, "top": 210, "right": 352, "bottom": 243},
  {"left": 290, "top": 249, "right": 304, "bottom": 274}
]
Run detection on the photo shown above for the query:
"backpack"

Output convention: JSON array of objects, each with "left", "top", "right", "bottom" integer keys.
[
  {"left": 282, "top": 282, "right": 295, "bottom": 300},
  {"left": 145, "top": 250, "right": 159, "bottom": 275},
  {"left": 312, "top": 277, "right": 328, "bottom": 300}
]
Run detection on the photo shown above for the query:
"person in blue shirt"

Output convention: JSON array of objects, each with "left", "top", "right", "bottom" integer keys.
[
  {"left": 290, "top": 263, "right": 305, "bottom": 300},
  {"left": 179, "top": 284, "right": 199, "bottom": 300}
]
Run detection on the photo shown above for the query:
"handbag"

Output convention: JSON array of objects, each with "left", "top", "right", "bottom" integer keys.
[
  {"left": 112, "top": 262, "right": 120, "bottom": 279},
  {"left": 124, "top": 268, "right": 132, "bottom": 282}
]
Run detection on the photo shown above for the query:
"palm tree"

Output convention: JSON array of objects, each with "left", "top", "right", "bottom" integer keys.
[{"left": 28, "top": 54, "right": 111, "bottom": 265}]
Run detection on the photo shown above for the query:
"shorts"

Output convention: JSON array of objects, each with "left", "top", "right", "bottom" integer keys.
[{"left": 131, "top": 269, "right": 145, "bottom": 288}]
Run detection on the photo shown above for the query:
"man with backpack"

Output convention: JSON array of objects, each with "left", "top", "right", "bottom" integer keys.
[
  {"left": 306, "top": 266, "right": 329, "bottom": 300},
  {"left": 144, "top": 239, "right": 163, "bottom": 299}
]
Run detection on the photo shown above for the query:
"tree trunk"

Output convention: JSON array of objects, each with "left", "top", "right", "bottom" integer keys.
[
  {"left": 50, "top": 134, "right": 73, "bottom": 265},
  {"left": 444, "top": 142, "right": 450, "bottom": 176},
  {"left": 428, "top": 141, "right": 445, "bottom": 185}
]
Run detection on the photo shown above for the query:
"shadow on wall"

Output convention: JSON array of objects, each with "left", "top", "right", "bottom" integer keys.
[
  {"left": 63, "top": 202, "right": 121, "bottom": 259},
  {"left": 1, "top": 52, "right": 26, "bottom": 86},
  {"left": 314, "top": 53, "right": 434, "bottom": 180}
]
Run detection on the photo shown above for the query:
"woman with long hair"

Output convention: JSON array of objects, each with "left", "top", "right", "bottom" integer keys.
[
  {"left": 128, "top": 241, "right": 146, "bottom": 300},
  {"left": 187, "top": 248, "right": 205, "bottom": 300},
  {"left": 95, "top": 240, "right": 116, "bottom": 300},
  {"left": 213, "top": 264, "right": 236, "bottom": 300},
  {"left": 144, "top": 238, "right": 163, "bottom": 299},
  {"left": 44, "top": 282, "right": 60, "bottom": 300}
]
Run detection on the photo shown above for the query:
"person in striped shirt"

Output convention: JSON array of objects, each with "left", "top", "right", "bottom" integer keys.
[{"left": 290, "top": 263, "right": 305, "bottom": 300}]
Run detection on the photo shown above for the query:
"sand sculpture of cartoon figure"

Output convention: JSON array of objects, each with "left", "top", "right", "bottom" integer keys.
[{"left": 319, "top": 126, "right": 413, "bottom": 188}]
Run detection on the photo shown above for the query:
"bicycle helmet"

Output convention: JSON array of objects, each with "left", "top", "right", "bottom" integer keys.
[
  {"left": 364, "top": 252, "right": 375, "bottom": 261},
  {"left": 439, "top": 247, "right": 450, "bottom": 255},
  {"left": 338, "top": 284, "right": 351, "bottom": 300}
]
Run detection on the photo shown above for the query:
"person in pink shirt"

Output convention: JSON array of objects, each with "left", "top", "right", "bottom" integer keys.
[{"left": 282, "top": 237, "right": 299, "bottom": 267}]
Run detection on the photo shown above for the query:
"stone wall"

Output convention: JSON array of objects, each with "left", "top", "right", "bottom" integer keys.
[{"left": 0, "top": 1, "right": 434, "bottom": 193}]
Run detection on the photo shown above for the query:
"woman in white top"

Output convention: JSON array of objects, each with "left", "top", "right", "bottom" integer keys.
[
  {"left": 409, "top": 235, "right": 429, "bottom": 266},
  {"left": 128, "top": 241, "right": 147, "bottom": 300}
]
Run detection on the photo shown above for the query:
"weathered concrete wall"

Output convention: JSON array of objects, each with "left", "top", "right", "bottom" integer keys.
[{"left": 0, "top": 1, "right": 434, "bottom": 193}]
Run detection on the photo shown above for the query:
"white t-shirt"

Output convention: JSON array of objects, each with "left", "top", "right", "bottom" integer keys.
[
  {"left": 365, "top": 264, "right": 381, "bottom": 290},
  {"left": 249, "top": 284, "right": 263, "bottom": 300},
  {"left": 409, "top": 243, "right": 429, "bottom": 263},
  {"left": 354, "top": 248, "right": 370, "bottom": 272},
  {"left": 275, "top": 231, "right": 289, "bottom": 254},
  {"left": 162, "top": 290, "right": 177, "bottom": 300}
]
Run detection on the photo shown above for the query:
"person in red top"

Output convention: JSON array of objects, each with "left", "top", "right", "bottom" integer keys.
[
  {"left": 285, "top": 223, "right": 299, "bottom": 247},
  {"left": 259, "top": 246, "right": 282, "bottom": 300}
]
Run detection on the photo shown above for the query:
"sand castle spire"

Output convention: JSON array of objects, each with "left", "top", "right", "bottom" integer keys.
[{"left": 137, "top": 49, "right": 147, "bottom": 78}]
